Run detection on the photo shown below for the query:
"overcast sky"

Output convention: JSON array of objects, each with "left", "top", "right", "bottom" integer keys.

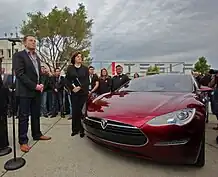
[{"left": 0, "top": 0, "right": 217, "bottom": 67}]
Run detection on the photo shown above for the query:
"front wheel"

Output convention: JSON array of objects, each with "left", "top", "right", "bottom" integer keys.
[
  {"left": 205, "top": 102, "right": 209, "bottom": 123},
  {"left": 195, "top": 130, "right": 205, "bottom": 167}
]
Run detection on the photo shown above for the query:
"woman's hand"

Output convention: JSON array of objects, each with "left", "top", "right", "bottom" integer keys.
[{"left": 72, "top": 86, "right": 81, "bottom": 93}]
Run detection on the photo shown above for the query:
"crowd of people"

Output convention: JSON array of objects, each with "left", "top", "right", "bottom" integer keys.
[
  {"left": 1, "top": 60, "right": 133, "bottom": 120},
  {"left": 0, "top": 35, "right": 135, "bottom": 152},
  {"left": 0, "top": 34, "right": 218, "bottom": 153},
  {"left": 192, "top": 70, "right": 218, "bottom": 143}
]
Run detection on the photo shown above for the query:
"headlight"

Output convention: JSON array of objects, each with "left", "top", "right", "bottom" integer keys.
[{"left": 147, "top": 108, "right": 196, "bottom": 126}]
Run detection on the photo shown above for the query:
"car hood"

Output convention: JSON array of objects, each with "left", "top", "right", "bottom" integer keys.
[{"left": 87, "top": 91, "right": 195, "bottom": 127}]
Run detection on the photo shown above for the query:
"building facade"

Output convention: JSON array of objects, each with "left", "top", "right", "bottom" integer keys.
[{"left": 0, "top": 38, "right": 24, "bottom": 73}]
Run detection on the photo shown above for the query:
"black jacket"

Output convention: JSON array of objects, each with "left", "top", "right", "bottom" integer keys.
[
  {"left": 50, "top": 76, "right": 65, "bottom": 92},
  {"left": 40, "top": 74, "right": 50, "bottom": 91},
  {"left": 0, "top": 75, "right": 9, "bottom": 116},
  {"left": 65, "top": 64, "right": 89, "bottom": 95},
  {"left": 0, "top": 75, "right": 3, "bottom": 88},
  {"left": 98, "top": 77, "right": 112, "bottom": 94},
  {"left": 111, "top": 74, "right": 130, "bottom": 91},
  {"left": 13, "top": 50, "right": 41, "bottom": 97},
  {"left": 2, "top": 74, "right": 16, "bottom": 90},
  {"left": 89, "top": 74, "right": 99, "bottom": 91}
]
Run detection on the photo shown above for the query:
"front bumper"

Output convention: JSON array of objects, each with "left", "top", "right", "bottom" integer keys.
[{"left": 83, "top": 117, "right": 203, "bottom": 165}]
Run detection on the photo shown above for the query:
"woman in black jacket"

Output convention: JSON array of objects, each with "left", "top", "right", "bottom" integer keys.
[
  {"left": 98, "top": 68, "right": 112, "bottom": 94},
  {"left": 65, "top": 52, "right": 89, "bottom": 138}
]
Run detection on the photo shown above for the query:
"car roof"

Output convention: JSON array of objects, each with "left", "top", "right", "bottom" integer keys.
[
  {"left": 156, "top": 73, "right": 191, "bottom": 76},
  {"left": 142, "top": 73, "right": 192, "bottom": 78}
]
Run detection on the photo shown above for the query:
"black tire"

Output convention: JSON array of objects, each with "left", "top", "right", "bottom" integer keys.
[
  {"left": 205, "top": 102, "right": 209, "bottom": 123},
  {"left": 195, "top": 129, "right": 205, "bottom": 167}
]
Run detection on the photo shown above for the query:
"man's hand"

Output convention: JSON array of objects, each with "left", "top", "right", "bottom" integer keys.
[
  {"left": 40, "top": 84, "right": 44, "bottom": 92},
  {"left": 35, "top": 84, "right": 44, "bottom": 92},
  {"left": 72, "top": 86, "right": 81, "bottom": 93}
]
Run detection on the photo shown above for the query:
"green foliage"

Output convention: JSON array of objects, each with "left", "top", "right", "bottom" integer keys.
[
  {"left": 193, "top": 56, "right": 210, "bottom": 74},
  {"left": 146, "top": 65, "right": 160, "bottom": 75},
  {"left": 80, "top": 50, "right": 93, "bottom": 66},
  {"left": 20, "top": 3, "right": 93, "bottom": 70}
]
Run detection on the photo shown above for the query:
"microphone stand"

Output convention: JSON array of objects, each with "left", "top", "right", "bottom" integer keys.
[{"left": 4, "top": 38, "right": 26, "bottom": 171}]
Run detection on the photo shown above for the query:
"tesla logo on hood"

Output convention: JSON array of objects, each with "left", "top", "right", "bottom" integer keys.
[{"left": 100, "top": 119, "right": 107, "bottom": 129}]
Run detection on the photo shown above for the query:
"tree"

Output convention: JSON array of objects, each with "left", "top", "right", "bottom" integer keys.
[
  {"left": 146, "top": 65, "right": 160, "bottom": 75},
  {"left": 20, "top": 3, "right": 93, "bottom": 71},
  {"left": 193, "top": 56, "right": 210, "bottom": 74}
]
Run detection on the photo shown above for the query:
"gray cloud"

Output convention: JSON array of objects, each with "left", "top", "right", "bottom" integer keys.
[
  {"left": 91, "top": 0, "right": 218, "bottom": 67},
  {"left": 0, "top": 0, "right": 217, "bottom": 67},
  {"left": 0, "top": 0, "right": 49, "bottom": 35}
]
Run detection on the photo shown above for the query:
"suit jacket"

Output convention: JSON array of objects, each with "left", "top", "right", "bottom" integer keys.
[
  {"left": 89, "top": 74, "right": 99, "bottom": 91},
  {"left": 111, "top": 74, "right": 130, "bottom": 91},
  {"left": 12, "top": 50, "right": 41, "bottom": 97},
  {"left": 50, "top": 76, "right": 65, "bottom": 92},
  {"left": 1, "top": 74, "right": 8, "bottom": 87},
  {"left": 40, "top": 73, "right": 50, "bottom": 91},
  {"left": 0, "top": 81, "right": 9, "bottom": 148},
  {"left": 5, "top": 74, "right": 16, "bottom": 90},
  {"left": 65, "top": 64, "right": 89, "bottom": 95},
  {"left": 0, "top": 76, "right": 9, "bottom": 116},
  {"left": 98, "top": 76, "right": 112, "bottom": 94},
  {"left": 0, "top": 75, "right": 3, "bottom": 88}
]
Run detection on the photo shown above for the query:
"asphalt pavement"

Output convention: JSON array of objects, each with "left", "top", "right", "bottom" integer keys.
[{"left": 0, "top": 115, "right": 218, "bottom": 177}]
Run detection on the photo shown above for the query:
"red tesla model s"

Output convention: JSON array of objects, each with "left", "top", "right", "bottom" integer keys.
[{"left": 84, "top": 74, "right": 211, "bottom": 167}]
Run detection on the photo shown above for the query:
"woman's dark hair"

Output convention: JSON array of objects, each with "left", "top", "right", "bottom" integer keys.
[
  {"left": 89, "top": 66, "right": 94, "bottom": 69},
  {"left": 100, "top": 68, "right": 108, "bottom": 78},
  {"left": 134, "top": 72, "right": 139, "bottom": 78},
  {"left": 71, "top": 51, "right": 83, "bottom": 64}
]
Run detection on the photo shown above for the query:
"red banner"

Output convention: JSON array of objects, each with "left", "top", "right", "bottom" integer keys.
[{"left": 111, "top": 62, "right": 115, "bottom": 75}]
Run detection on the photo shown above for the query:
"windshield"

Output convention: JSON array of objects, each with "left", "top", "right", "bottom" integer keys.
[{"left": 119, "top": 74, "right": 193, "bottom": 92}]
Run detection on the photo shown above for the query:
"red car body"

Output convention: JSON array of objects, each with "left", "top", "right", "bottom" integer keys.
[{"left": 84, "top": 74, "right": 209, "bottom": 167}]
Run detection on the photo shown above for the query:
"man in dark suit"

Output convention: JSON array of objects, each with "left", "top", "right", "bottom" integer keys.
[
  {"left": 111, "top": 65, "right": 130, "bottom": 91},
  {"left": 88, "top": 66, "right": 99, "bottom": 97},
  {"left": 0, "top": 75, "right": 11, "bottom": 152},
  {"left": 40, "top": 66, "right": 50, "bottom": 117},
  {"left": 50, "top": 68, "right": 65, "bottom": 118},
  {"left": 12, "top": 35, "right": 51, "bottom": 153}
]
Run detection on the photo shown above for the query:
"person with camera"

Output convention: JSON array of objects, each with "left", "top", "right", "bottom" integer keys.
[
  {"left": 208, "top": 69, "right": 218, "bottom": 144},
  {"left": 208, "top": 70, "right": 218, "bottom": 129}
]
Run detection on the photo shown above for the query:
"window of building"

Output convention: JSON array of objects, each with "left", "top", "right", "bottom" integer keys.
[
  {"left": 7, "top": 49, "right": 11, "bottom": 58},
  {"left": 0, "top": 49, "right": 3, "bottom": 56}
]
